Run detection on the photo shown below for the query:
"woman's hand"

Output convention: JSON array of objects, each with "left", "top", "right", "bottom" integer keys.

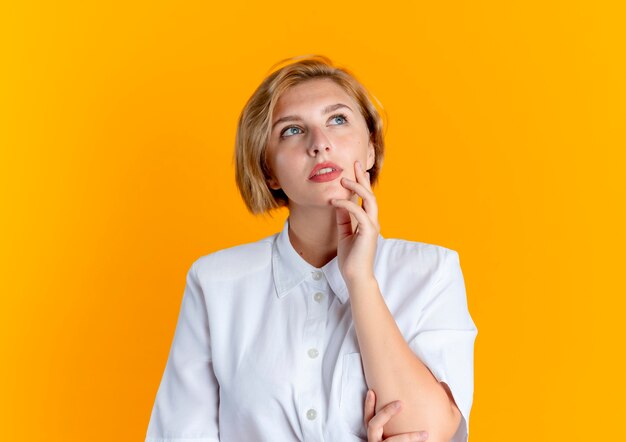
[
  {"left": 330, "top": 160, "right": 380, "bottom": 283},
  {"left": 364, "top": 389, "right": 429, "bottom": 442}
]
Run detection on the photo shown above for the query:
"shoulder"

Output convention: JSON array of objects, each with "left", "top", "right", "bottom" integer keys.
[
  {"left": 378, "top": 236, "right": 458, "bottom": 268},
  {"left": 190, "top": 232, "right": 277, "bottom": 281}
]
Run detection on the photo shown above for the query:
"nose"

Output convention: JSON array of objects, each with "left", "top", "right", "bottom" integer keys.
[{"left": 307, "top": 127, "right": 331, "bottom": 156}]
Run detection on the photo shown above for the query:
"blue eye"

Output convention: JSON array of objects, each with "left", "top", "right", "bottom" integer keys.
[
  {"left": 281, "top": 126, "right": 303, "bottom": 137},
  {"left": 330, "top": 114, "right": 348, "bottom": 125},
  {"left": 279, "top": 113, "right": 348, "bottom": 139}
]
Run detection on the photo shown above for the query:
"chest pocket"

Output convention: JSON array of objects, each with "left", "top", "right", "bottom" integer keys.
[{"left": 339, "top": 352, "right": 368, "bottom": 439}]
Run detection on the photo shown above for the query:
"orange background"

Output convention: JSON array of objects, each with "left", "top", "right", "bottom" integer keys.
[{"left": 1, "top": 1, "right": 624, "bottom": 440}]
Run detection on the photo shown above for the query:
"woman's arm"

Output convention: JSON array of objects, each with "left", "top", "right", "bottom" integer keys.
[
  {"left": 330, "top": 161, "right": 467, "bottom": 441},
  {"left": 347, "top": 275, "right": 462, "bottom": 442},
  {"left": 145, "top": 262, "right": 220, "bottom": 442}
]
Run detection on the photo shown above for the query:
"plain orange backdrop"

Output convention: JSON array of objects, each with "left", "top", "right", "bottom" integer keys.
[{"left": 1, "top": 1, "right": 625, "bottom": 441}]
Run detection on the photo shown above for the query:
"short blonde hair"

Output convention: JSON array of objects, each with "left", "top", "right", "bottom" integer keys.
[{"left": 234, "top": 55, "right": 386, "bottom": 215}]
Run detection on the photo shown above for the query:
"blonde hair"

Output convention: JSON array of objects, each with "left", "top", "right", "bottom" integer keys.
[{"left": 234, "top": 54, "right": 386, "bottom": 215}]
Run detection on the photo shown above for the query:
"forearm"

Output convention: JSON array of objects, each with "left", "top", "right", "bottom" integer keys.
[{"left": 347, "top": 276, "right": 461, "bottom": 441}]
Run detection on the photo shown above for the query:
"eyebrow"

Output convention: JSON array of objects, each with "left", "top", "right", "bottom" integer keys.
[{"left": 271, "top": 103, "right": 353, "bottom": 131}]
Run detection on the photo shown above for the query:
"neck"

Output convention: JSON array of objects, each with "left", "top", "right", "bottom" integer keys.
[{"left": 286, "top": 206, "right": 347, "bottom": 268}]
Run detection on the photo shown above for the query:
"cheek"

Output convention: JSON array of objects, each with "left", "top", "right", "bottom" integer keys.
[
  {"left": 336, "top": 135, "right": 368, "bottom": 172},
  {"left": 272, "top": 151, "right": 302, "bottom": 182},
  {"left": 339, "top": 131, "right": 367, "bottom": 151}
]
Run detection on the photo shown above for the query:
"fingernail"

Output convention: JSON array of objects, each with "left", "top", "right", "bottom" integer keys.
[
  {"left": 418, "top": 431, "right": 429, "bottom": 440},
  {"left": 393, "top": 401, "right": 401, "bottom": 408},
  {"left": 356, "top": 161, "right": 362, "bottom": 169}
]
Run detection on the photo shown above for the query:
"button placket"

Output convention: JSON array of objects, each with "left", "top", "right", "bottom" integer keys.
[{"left": 298, "top": 277, "right": 327, "bottom": 440}]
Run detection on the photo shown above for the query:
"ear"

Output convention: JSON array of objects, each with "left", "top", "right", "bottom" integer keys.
[
  {"left": 266, "top": 175, "right": 281, "bottom": 190},
  {"left": 366, "top": 139, "right": 376, "bottom": 171}
]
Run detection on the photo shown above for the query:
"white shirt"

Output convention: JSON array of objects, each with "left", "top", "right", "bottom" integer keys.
[{"left": 145, "top": 218, "right": 477, "bottom": 442}]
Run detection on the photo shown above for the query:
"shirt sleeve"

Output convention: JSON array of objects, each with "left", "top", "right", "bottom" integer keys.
[
  {"left": 408, "top": 249, "right": 478, "bottom": 442},
  {"left": 145, "top": 261, "right": 220, "bottom": 442}
]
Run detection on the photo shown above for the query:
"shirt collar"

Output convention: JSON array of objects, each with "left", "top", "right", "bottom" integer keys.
[{"left": 271, "top": 217, "right": 384, "bottom": 304}]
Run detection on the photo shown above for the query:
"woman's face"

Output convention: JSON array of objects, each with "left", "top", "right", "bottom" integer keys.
[{"left": 265, "top": 78, "right": 375, "bottom": 211}]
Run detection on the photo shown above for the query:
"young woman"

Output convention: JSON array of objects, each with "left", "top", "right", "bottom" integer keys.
[{"left": 145, "top": 55, "right": 477, "bottom": 442}]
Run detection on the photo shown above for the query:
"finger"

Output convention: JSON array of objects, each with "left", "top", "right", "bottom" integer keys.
[
  {"left": 341, "top": 177, "right": 378, "bottom": 215},
  {"left": 356, "top": 160, "right": 374, "bottom": 193},
  {"left": 363, "top": 389, "right": 376, "bottom": 428},
  {"left": 367, "top": 400, "right": 403, "bottom": 439},
  {"left": 384, "top": 431, "right": 430, "bottom": 442},
  {"left": 349, "top": 162, "right": 379, "bottom": 223},
  {"left": 340, "top": 177, "right": 369, "bottom": 205},
  {"left": 334, "top": 204, "right": 353, "bottom": 240},
  {"left": 330, "top": 198, "right": 377, "bottom": 237},
  {"left": 340, "top": 176, "right": 379, "bottom": 223},
  {"left": 344, "top": 165, "right": 375, "bottom": 202},
  {"left": 365, "top": 171, "right": 373, "bottom": 191}
]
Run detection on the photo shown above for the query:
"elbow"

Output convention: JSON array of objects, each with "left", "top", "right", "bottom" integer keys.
[
  {"left": 383, "top": 401, "right": 462, "bottom": 442},
  {"left": 430, "top": 404, "right": 462, "bottom": 442},
  {"left": 419, "top": 403, "right": 463, "bottom": 442},
  {"left": 437, "top": 381, "right": 463, "bottom": 441},
  {"left": 445, "top": 404, "right": 463, "bottom": 439}
]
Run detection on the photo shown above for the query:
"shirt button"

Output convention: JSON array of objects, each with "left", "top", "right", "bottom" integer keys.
[
  {"left": 312, "top": 271, "right": 323, "bottom": 281},
  {"left": 306, "top": 408, "right": 317, "bottom": 420},
  {"left": 313, "top": 292, "right": 324, "bottom": 302},
  {"left": 307, "top": 348, "right": 319, "bottom": 359}
]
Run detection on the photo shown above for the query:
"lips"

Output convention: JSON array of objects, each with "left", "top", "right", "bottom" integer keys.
[{"left": 308, "top": 162, "right": 343, "bottom": 179}]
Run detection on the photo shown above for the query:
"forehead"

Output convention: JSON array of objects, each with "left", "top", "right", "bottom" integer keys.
[{"left": 273, "top": 78, "right": 357, "bottom": 115}]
